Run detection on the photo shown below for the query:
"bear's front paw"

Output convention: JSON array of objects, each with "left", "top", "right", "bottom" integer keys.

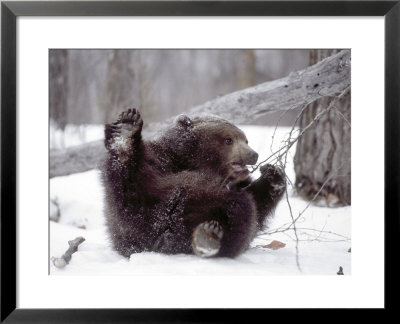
[
  {"left": 260, "top": 164, "right": 287, "bottom": 196},
  {"left": 117, "top": 108, "right": 143, "bottom": 136},
  {"left": 192, "top": 220, "right": 223, "bottom": 258}
]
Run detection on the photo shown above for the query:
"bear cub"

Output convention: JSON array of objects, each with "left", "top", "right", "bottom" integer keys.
[{"left": 101, "top": 108, "right": 286, "bottom": 258}]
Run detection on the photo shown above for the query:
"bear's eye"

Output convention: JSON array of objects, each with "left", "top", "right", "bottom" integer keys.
[
  {"left": 246, "top": 140, "right": 248, "bottom": 144},
  {"left": 225, "top": 138, "right": 233, "bottom": 145}
]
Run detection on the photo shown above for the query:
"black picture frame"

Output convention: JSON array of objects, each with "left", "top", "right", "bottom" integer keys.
[{"left": 1, "top": 1, "right": 399, "bottom": 322}]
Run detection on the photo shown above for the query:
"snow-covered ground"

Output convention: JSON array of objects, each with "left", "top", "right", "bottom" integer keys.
[{"left": 50, "top": 125, "right": 351, "bottom": 276}]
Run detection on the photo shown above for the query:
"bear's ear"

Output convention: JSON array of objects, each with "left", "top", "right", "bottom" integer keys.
[{"left": 176, "top": 114, "right": 193, "bottom": 129}]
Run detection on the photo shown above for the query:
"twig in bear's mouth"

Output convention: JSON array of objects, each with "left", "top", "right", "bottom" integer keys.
[{"left": 249, "top": 165, "right": 258, "bottom": 173}]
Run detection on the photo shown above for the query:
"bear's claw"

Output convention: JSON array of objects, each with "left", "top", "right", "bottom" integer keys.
[{"left": 192, "top": 220, "right": 223, "bottom": 258}]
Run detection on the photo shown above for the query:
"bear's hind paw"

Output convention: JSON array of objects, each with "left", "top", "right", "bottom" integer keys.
[
  {"left": 192, "top": 220, "right": 223, "bottom": 258},
  {"left": 117, "top": 108, "right": 143, "bottom": 134}
]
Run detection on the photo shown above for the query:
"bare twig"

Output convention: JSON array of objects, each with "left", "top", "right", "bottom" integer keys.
[
  {"left": 280, "top": 120, "right": 302, "bottom": 272},
  {"left": 51, "top": 236, "right": 85, "bottom": 268},
  {"left": 262, "top": 227, "right": 350, "bottom": 242},
  {"left": 334, "top": 108, "right": 351, "bottom": 128},
  {"left": 255, "top": 85, "right": 351, "bottom": 268}
]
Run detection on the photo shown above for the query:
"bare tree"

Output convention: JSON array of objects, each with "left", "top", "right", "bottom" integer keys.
[
  {"left": 294, "top": 50, "right": 351, "bottom": 206},
  {"left": 100, "top": 50, "right": 136, "bottom": 123},
  {"left": 132, "top": 51, "right": 156, "bottom": 122},
  {"left": 49, "top": 49, "right": 68, "bottom": 130}
]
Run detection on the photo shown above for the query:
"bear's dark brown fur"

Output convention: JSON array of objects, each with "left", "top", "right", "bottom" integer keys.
[{"left": 101, "top": 109, "right": 286, "bottom": 258}]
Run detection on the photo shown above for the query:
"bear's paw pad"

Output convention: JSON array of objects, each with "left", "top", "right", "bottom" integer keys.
[
  {"left": 192, "top": 220, "right": 223, "bottom": 258},
  {"left": 117, "top": 108, "right": 143, "bottom": 134}
]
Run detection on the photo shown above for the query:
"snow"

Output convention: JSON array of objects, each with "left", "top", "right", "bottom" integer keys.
[
  {"left": 110, "top": 135, "right": 129, "bottom": 152},
  {"left": 50, "top": 125, "right": 351, "bottom": 276},
  {"left": 50, "top": 121, "right": 104, "bottom": 149}
]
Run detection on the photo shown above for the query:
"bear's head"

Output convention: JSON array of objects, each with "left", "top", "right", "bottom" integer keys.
[
  {"left": 160, "top": 114, "right": 258, "bottom": 182},
  {"left": 179, "top": 115, "right": 259, "bottom": 182}
]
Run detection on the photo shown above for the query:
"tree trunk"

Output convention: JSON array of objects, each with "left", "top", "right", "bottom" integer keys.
[
  {"left": 294, "top": 50, "right": 351, "bottom": 206},
  {"left": 100, "top": 50, "right": 136, "bottom": 123},
  {"left": 49, "top": 49, "right": 68, "bottom": 130}
]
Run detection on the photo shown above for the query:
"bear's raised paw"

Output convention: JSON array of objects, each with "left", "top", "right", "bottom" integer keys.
[
  {"left": 117, "top": 108, "right": 143, "bottom": 135},
  {"left": 105, "top": 108, "right": 144, "bottom": 154},
  {"left": 192, "top": 220, "right": 223, "bottom": 258}
]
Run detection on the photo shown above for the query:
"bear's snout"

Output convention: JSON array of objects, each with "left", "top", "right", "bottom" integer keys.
[{"left": 247, "top": 150, "right": 259, "bottom": 165}]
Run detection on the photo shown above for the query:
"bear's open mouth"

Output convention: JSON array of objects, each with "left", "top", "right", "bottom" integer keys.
[{"left": 231, "top": 162, "right": 249, "bottom": 173}]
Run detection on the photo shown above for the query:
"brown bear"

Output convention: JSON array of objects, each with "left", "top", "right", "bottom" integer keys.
[{"left": 101, "top": 108, "right": 286, "bottom": 258}]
